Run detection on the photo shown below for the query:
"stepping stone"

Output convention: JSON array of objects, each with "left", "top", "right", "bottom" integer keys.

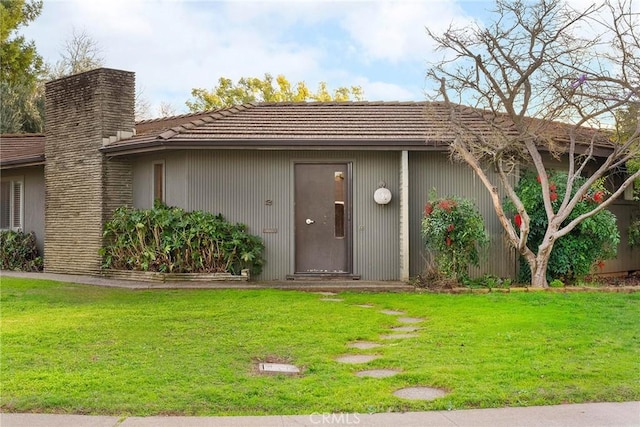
[
  {"left": 397, "top": 317, "right": 424, "bottom": 323},
  {"left": 258, "top": 363, "right": 300, "bottom": 374},
  {"left": 348, "top": 341, "right": 382, "bottom": 349},
  {"left": 393, "top": 387, "right": 447, "bottom": 400},
  {"left": 380, "top": 309, "right": 406, "bottom": 315},
  {"left": 320, "top": 298, "right": 343, "bottom": 302},
  {"left": 356, "top": 369, "right": 401, "bottom": 378},
  {"left": 335, "top": 355, "right": 380, "bottom": 364},
  {"left": 355, "top": 304, "right": 374, "bottom": 308},
  {"left": 380, "top": 333, "right": 419, "bottom": 339},
  {"left": 315, "top": 292, "right": 337, "bottom": 296},
  {"left": 391, "top": 326, "right": 422, "bottom": 332}
]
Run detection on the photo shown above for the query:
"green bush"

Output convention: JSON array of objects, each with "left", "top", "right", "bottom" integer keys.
[
  {"left": 508, "top": 170, "right": 619, "bottom": 283},
  {"left": 629, "top": 219, "right": 640, "bottom": 248},
  {"left": 101, "top": 202, "right": 264, "bottom": 275},
  {"left": 421, "top": 195, "right": 489, "bottom": 281},
  {"left": 0, "top": 230, "right": 43, "bottom": 271}
]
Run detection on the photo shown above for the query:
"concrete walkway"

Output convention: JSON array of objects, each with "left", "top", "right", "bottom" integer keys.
[
  {"left": 0, "top": 271, "right": 415, "bottom": 292},
  {"left": 2, "top": 402, "right": 639, "bottom": 426}
]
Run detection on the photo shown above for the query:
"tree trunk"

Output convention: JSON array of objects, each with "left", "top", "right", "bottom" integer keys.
[{"left": 529, "top": 246, "right": 553, "bottom": 288}]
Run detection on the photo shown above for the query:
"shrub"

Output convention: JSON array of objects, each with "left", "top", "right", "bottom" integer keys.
[
  {"left": 421, "top": 195, "right": 489, "bottom": 281},
  {"left": 549, "top": 279, "right": 565, "bottom": 288},
  {"left": 629, "top": 219, "right": 640, "bottom": 248},
  {"left": 101, "top": 202, "right": 264, "bottom": 275},
  {"left": 0, "top": 230, "right": 43, "bottom": 271},
  {"left": 508, "top": 170, "right": 619, "bottom": 283}
]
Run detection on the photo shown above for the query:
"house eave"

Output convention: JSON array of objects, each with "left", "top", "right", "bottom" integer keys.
[
  {"left": 0, "top": 156, "right": 45, "bottom": 169},
  {"left": 100, "top": 139, "right": 449, "bottom": 157}
]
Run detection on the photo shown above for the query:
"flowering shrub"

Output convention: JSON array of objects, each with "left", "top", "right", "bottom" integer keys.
[
  {"left": 508, "top": 170, "right": 619, "bottom": 282},
  {"left": 421, "top": 195, "right": 489, "bottom": 281}
]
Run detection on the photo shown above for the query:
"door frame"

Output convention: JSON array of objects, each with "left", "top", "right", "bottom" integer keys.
[{"left": 291, "top": 160, "right": 354, "bottom": 277}]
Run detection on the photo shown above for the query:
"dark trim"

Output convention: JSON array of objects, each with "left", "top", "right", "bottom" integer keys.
[
  {"left": 101, "top": 139, "right": 448, "bottom": 156},
  {"left": 0, "top": 156, "right": 45, "bottom": 169},
  {"left": 100, "top": 138, "right": 616, "bottom": 158}
]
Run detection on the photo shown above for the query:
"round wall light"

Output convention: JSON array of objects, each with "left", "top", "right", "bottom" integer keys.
[{"left": 374, "top": 182, "right": 392, "bottom": 205}]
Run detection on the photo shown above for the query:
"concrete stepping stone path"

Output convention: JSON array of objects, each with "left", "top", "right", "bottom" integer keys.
[
  {"left": 355, "top": 369, "right": 402, "bottom": 378},
  {"left": 393, "top": 386, "right": 447, "bottom": 400},
  {"left": 379, "top": 333, "right": 420, "bottom": 340},
  {"left": 390, "top": 326, "right": 422, "bottom": 332},
  {"left": 380, "top": 309, "right": 406, "bottom": 315},
  {"left": 397, "top": 317, "right": 424, "bottom": 324},
  {"left": 335, "top": 354, "right": 381, "bottom": 364},
  {"left": 348, "top": 341, "right": 382, "bottom": 349},
  {"left": 319, "top": 298, "right": 344, "bottom": 302},
  {"left": 331, "top": 303, "right": 437, "bottom": 401}
]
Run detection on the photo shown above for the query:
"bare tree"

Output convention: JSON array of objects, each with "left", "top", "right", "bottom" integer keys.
[
  {"left": 426, "top": 0, "right": 640, "bottom": 287},
  {"left": 46, "top": 28, "right": 103, "bottom": 79},
  {"left": 158, "top": 101, "right": 177, "bottom": 118},
  {"left": 134, "top": 87, "right": 152, "bottom": 121}
]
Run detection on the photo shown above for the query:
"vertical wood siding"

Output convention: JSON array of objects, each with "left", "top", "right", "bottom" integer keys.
[
  {"left": 409, "top": 152, "right": 517, "bottom": 279},
  {"left": 132, "top": 152, "right": 186, "bottom": 209},
  {"left": 602, "top": 201, "right": 640, "bottom": 273},
  {"left": 133, "top": 150, "right": 400, "bottom": 280}
]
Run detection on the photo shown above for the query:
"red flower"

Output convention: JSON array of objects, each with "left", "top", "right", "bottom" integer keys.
[
  {"left": 424, "top": 203, "right": 433, "bottom": 216},
  {"left": 514, "top": 214, "right": 522, "bottom": 229},
  {"left": 597, "top": 260, "right": 605, "bottom": 270},
  {"left": 438, "top": 200, "right": 455, "bottom": 212},
  {"left": 536, "top": 175, "right": 542, "bottom": 183},
  {"left": 550, "top": 192, "right": 558, "bottom": 202},
  {"left": 593, "top": 191, "right": 604, "bottom": 203},
  {"left": 446, "top": 237, "right": 452, "bottom": 246},
  {"left": 447, "top": 224, "right": 455, "bottom": 232},
  {"left": 549, "top": 183, "right": 557, "bottom": 192}
]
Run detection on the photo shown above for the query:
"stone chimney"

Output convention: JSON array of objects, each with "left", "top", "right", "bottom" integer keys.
[{"left": 44, "top": 68, "right": 134, "bottom": 274}]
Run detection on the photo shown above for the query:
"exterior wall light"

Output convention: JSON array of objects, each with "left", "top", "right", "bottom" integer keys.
[{"left": 374, "top": 181, "right": 392, "bottom": 205}]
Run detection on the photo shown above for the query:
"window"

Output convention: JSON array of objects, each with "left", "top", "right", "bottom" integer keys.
[
  {"left": 152, "top": 161, "right": 165, "bottom": 204},
  {"left": 334, "top": 171, "right": 345, "bottom": 238},
  {"left": 0, "top": 178, "right": 23, "bottom": 230}
]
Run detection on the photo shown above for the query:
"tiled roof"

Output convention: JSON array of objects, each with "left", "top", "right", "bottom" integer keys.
[
  {"left": 1, "top": 101, "right": 611, "bottom": 165},
  {"left": 102, "top": 101, "right": 500, "bottom": 154},
  {"left": 0, "top": 134, "right": 45, "bottom": 168}
]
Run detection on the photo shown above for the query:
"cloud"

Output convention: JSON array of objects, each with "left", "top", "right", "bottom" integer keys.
[
  {"left": 340, "top": 1, "right": 471, "bottom": 63},
  {"left": 20, "top": 0, "right": 478, "bottom": 116}
]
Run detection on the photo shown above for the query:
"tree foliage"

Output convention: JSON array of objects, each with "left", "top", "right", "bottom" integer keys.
[
  {"left": 0, "top": 0, "right": 44, "bottom": 133},
  {"left": 426, "top": 0, "right": 640, "bottom": 287},
  {"left": 507, "top": 170, "right": 619, "bottom": 282},
  {"left": 186, "top": 73, "right": 364, "bottom": 111},
  {"left": 0, "top": 0, "right": 42, "bottom": 87}
]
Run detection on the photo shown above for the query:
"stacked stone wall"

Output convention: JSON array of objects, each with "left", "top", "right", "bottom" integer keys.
[{"left": 44, "top": 68, "right": 134, "bottom": 274}]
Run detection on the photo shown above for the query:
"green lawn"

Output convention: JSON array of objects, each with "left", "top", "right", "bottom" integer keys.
[{"left": 1, "top": 277, "right": 639, "bottom": 416}]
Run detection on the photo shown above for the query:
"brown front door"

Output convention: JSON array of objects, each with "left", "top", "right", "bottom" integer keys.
[{"left": 295, "top": 163, "right": 351, "bottom": 274}]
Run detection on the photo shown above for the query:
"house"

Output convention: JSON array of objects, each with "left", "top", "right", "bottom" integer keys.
[{"left": 1, "top": 68, "right": 638, "bottom": 281}]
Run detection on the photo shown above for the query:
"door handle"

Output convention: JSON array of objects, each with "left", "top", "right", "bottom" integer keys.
[{"left": 305, "top": 218, "right": 315, "bottom": 225}]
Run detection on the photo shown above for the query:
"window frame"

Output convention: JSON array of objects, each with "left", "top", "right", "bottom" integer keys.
[
  {"left": 0, "top": 176, "right": 24, "bottom": 231},
  {"left": 152, "top": 160, "right": 166, "bottom": 206}
]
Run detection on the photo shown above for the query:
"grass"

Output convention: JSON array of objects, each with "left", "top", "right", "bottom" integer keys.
[{"left": 1, "top": 277, "right": 639, "bottom": 416}]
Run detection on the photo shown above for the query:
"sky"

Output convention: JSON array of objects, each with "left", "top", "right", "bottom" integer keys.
[{"left": 19, "top": 0, "right": 602, "bottom": 119}]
